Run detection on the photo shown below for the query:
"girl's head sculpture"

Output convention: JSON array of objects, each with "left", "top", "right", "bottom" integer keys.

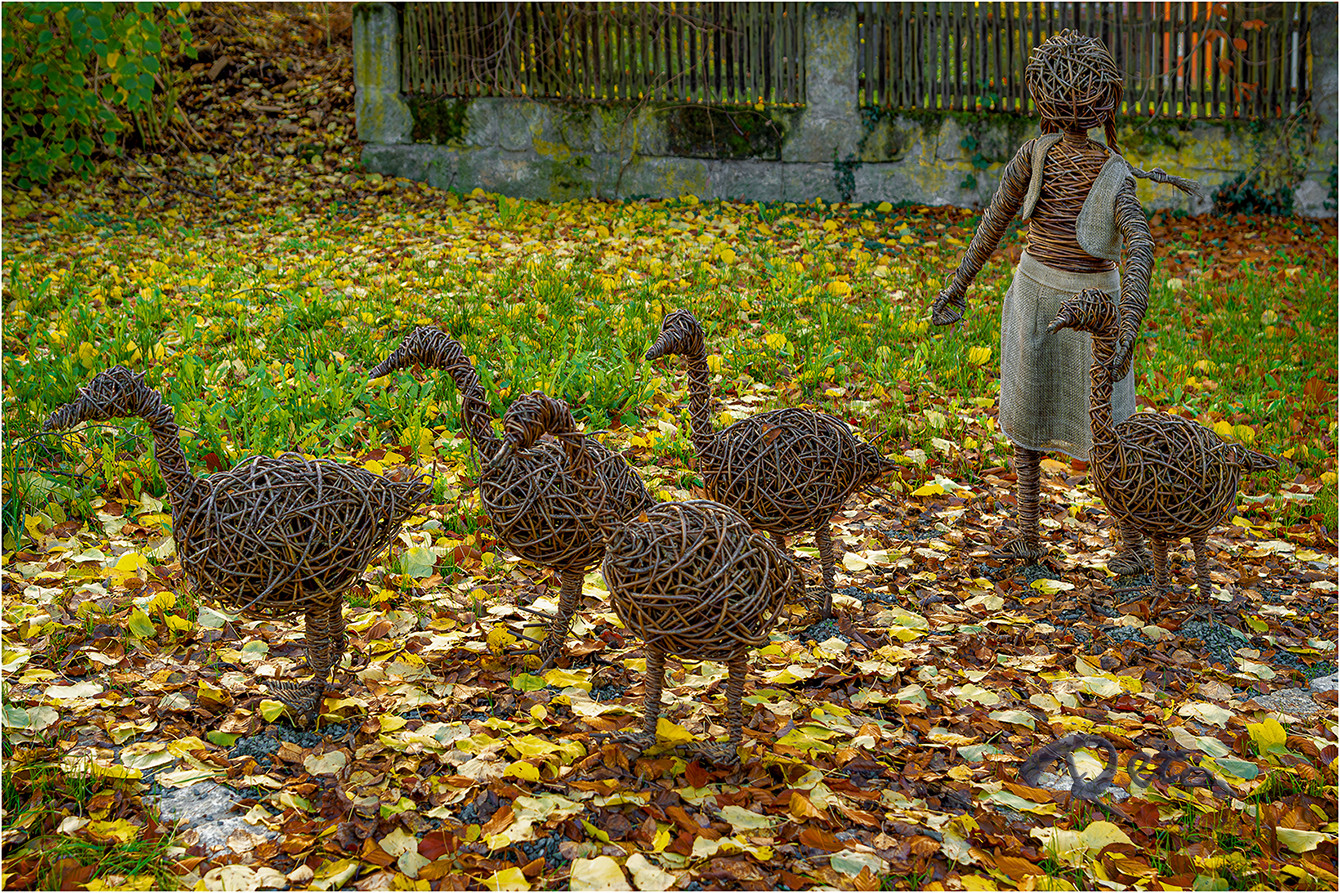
[{"left": 1026, "top": 30, "right": 1123, "bottom": 146}]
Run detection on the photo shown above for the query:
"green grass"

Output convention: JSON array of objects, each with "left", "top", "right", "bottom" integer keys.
[
  {"left": 1, "top": 742, "right": 181, "bottom": 890},
  {"left": 2, "top": 193, "right": 1335, "bottom": 537}
]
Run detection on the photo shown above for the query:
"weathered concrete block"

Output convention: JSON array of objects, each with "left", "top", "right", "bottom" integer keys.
[
  {"left": 615, "top": 156, "right": 711, "bottom": 200},
  {"left": 934, "top": 118, "right": 968, "bottom": 163},
  {"left": 549, "top": 107, "right": 598, "bottom": 154},
  {"left": 423, "top": 148, "right": 467, "bottom": 192},
  {"left": 856, "top": 163, "right": 974, "bottom": 208},
  {"left": 857, "top": 117, "right": 913, "bottom": 164},
  {"left": 353, "top": 3, "right": 412, "bottom": 145},
  {"left": 463, "top": 99, "right": 503, "bottom": 149},
  {"left": 489, "top": 101, "right": 553, "bottom": 153},
  {"left": 707, "top": 160, "right": 784, "bottom": 201},
  {"left": 625, "top": 106, "right": 671, "bottom": 157},
  {"left": 1294, "top": 178, "right": 1334, "bottom": 218},
  {"left": 361, "top": 143, "right": 410, "bottom": 180},
  {"left": 780, "top": 163, "right": 844, "bottom": 203}
]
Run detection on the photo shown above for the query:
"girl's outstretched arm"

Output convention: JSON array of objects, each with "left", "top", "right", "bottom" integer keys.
[
  {"left": 931, "top": 139, "right": 1036, "bottom": 326},
  {"left": 1111, "top": 180, "right": 1155, "bottom": 379}
]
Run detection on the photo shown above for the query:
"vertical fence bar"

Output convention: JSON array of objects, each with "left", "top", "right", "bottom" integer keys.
[
  {"left": 687, "top": 5, "right": 697, "bottom": 102},
  {"left": 716, "top": 1, "right": 727, "bottom": 102},
  {"left": 771, "top": 0, "right": 781, "bottom": 104},
  {"left": 1200, "top": 0, "right": 1211, "bottom": 116},
  {"left": 987, "top": 3, "right": 998, "bottom": 111},
  {"left": 642, "top": 2, "right": 651, "bottom": 102},
  {"left": 917, "top": 1, "right": 927, "bottom": 109},
  {"left": 583, "top": 2, "right": 593, "bottom": 100},
  {"left": 1273, "top": 1, "right": 1288, "bottom": 116},
  {"left": 963, "top": 1, "right": 971, "bottom": 110},
  {"left": 908, "top": 2, "right": 918, "bottom": 109},
  {"left": 939, "top": 3, "right": 949, "bottom": 109},
  {"left": 437, "top": 4, "right": 450, "bottom": 95},
  {"left": 773, "top": 0, "right": 783, "bottom": 104},
  {"left": 601, "top": 3, "right": 611, "bottom": 100},
  {"left": 1225, "top": 1, "right": 1238, "bottom": 117},
  {"left": 675, "top": 1, "right": 685, "bottom": 102},
  {"left": 723, "top": 1, "right": 732, "bottom": 102},
  {"left": 1263, "top": 1, "right": 1276, "bottom": 117}
]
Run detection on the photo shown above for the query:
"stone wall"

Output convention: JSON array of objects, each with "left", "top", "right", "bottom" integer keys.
[{"left": 356, "top": 2, "right": 1337, "bottom": 216}]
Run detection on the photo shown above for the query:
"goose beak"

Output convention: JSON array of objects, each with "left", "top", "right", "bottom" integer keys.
[{"left": 1046, "top": 311, "right": 1071, "bottom": 335}]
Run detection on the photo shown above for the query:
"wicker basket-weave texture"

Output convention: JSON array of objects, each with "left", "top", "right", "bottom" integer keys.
[
  {"left": 1048, "top": 289, "right": 1279, "bottom": 603},
  {"left": 646, "top": 310, "right": 894, "bottom": 617},
  {"left": 372, "top": 328, "right": 653, "bottom": 666},
  {"left": 43, "top": 365, "right": 430, "bottom": 724}
]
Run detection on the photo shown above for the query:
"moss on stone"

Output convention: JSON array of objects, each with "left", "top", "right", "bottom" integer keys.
[
  {"left": 666, "top": 106, "right": 789, "bottom": 160},
  {"left": 407, "top": 97, "right": 469, "bottom": 145}
]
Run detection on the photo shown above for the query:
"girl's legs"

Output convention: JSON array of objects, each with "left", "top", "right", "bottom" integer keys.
[{"left": 993, "top": 445, "right": 1043, "bottom": 563}]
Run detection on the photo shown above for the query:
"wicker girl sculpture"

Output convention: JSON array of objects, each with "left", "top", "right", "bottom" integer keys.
[
  {"left": 931, "top": 30, "right": 1200, "bottom": 572},
  {"left": 44, "top": 367, "right": 431, "bottom": 727}
]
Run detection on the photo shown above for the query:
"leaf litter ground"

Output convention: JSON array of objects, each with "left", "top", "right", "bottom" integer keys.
[{"left": 2, "top": 4, "right": 1337, "bottom": 891}]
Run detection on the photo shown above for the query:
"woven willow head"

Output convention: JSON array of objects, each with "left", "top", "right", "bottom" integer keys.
[
  {"left": 44, "top": 365, "right": 167, "bottom": 431},
  {"left": 1025, "top": 29, "right": 1123, "bottom": 144}
]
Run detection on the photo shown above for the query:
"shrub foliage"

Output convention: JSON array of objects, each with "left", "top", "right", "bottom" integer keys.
[{"left": 2, "top": 1, "right": 196, "bottom": 187}]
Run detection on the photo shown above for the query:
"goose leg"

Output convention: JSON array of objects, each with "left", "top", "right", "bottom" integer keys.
[
  {"left": 813, "top": 525, "right": 837, "bottom": 618},
  {"left": 1107, "top": 521, "right": 1153, "bottom": 575},
  {"left": 1188, "top": 535, "right": 1213, "bottom": 620},
  {"left": 272, "top": 600, "right": 343, "bottom": 728},
  {"left": 991, "top": 446, "right": 1043, "bottom": 563},
  {"left": 700, "top": 650, "right": 748, "bottom": 766},
  {"left": 614, "top": 644, "right": 665, "bottom": 756},
  {"left": 1150, "top": 538, "right": 1171, "bottom": 589},
  {"left": 305, "top": 599, "right": 344, "bottom": 726},
  {"left": 522, "top": 571, "right": 582, "bottom": 670}
]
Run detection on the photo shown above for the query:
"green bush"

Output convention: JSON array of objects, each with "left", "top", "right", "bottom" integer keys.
[{"left": 2, "top": 1, "right": 196, "bottom": 187}]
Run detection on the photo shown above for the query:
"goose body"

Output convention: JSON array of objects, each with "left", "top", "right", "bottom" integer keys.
[
  {"left": 503, "top": 394, "right": 802, "bottom": 762},
  {"left": 1048, "top": 289, "right": 1278, "bottom": 603},
  {"left": 371, "top": 327, "right": 653, "bottom": 666},
  {"left": 646, "top": 310, "right": 895, "bottom": 617},
  {"left": 44, "top": 366, "right": 429, "bottom": 726}
]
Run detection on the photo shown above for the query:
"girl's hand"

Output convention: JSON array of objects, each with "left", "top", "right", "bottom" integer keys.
[
  {"left": 930, "top": 288, "right": 966, "bottom": 326},
  {"left": 1109, "top": 334, "right": 1135, "bottom": 382}
]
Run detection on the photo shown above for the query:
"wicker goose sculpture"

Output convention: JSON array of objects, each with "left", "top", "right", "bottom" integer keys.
[
  {"left": 646, "top": 310, "right": 896, "bottom": 618},
  {"left": 370, "top": 327, "right": 654, "bottom": 668},
  {"left": 1047, "top": 289, "right": 1278, "bottom": 607},
  {"left": 43, "top": 366, "right": 431, "bottom": 727},
  {"left": 502, "top": 393, "right": 802, "bottom": 764}
]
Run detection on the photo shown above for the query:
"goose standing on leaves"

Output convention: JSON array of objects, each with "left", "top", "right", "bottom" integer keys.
[
  {"left": 502, "top": 392, "right": 802, "bottom": 765},
  {"left": 1047, "top": 289, "right": 1278, "bottom": 611},
  {"left": 370, "top": 327, "right": 654, "bottom": 668},
  {"left": 645, "top": 309, "right": 896, "bottom": 618},
  {"left": 43, "top": 366, "right": 431, "bottom": 727}
]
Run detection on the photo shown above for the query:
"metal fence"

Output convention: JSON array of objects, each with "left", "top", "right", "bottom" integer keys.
[
  {"left": 856, "top": 2, "right": 1311, "bottom": 119},
  {"left": 400, "top": 2, "right": 806, "bottom": 105}
]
